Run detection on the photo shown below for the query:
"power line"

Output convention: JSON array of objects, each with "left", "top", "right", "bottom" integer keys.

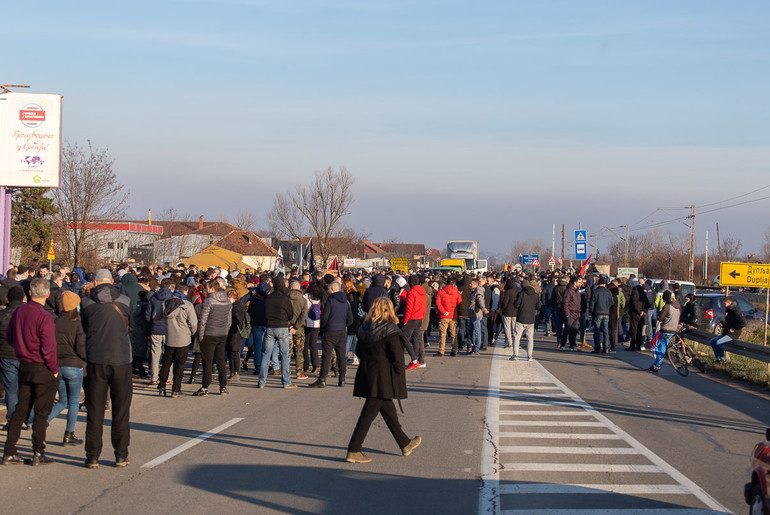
[{"left": 696, "top": 184, "right": 770, "bottom": 209}]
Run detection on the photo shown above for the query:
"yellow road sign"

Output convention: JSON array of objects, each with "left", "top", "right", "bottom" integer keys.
[
  {"left": 389, "top": 258, "right": 408, "bottom": 266},
  {"left": 47, "top": 240, "right": 55, "bottom": 261},
  {"left": 719, "top": 262, "right": 770, "bottom": 288}
]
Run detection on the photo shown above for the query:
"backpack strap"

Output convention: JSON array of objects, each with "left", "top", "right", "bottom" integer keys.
[{"left": 111, "top": 302, "right": 128, "bottom": 328}]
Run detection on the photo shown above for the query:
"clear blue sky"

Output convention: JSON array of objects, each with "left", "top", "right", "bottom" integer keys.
[{"left": 4, "top": 1, "right": 769, "bottom": 257}]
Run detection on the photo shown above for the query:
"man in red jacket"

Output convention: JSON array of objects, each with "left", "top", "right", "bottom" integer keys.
[
  {"left": 435, "top": 278, "right": 463, "bottom": 357},
  {"left": 402, "top": 275, "right": 426, "bottom": 368},
  {"left": 2, "top": 279, "right": 58, "bottom": 466}
]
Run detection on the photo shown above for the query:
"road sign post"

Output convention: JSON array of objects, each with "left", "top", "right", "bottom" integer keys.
[{"left": 47, "top": 239, "right": 55, "bottom": 269}]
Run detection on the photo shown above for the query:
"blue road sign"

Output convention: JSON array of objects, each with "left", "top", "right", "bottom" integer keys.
[
  {"left": 575, "top": 242, "right": 587, "bottom": 260},
  {"left": 521, "top": 254, "right": 539, "bottom": 265},
  {"left": 574, "top": 230, "right": 587, "bottom": 243}
]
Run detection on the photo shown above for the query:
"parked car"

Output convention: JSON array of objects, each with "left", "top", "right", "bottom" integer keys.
[
  {"left": 744, "top": 428, "right": 770, "bottom": 515},
  {"left": 692, "top": 293, "right": 761, "bottom": 334}
]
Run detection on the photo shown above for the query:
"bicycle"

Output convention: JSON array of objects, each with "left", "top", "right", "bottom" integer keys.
[{"left": 665, "top": 325, "right": 706, "bottom": 377}]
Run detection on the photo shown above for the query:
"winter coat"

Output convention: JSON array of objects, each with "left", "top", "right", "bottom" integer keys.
[
  {"left": 657, "top": 300, "right": 681, "bottom": 333},
  {"left": 436, "top": 284, "right": 462, "bottom": 319},
  {"left": 264, "top": 291, "right": 294, "bottom": 329},
  {"left": 243, "top": 282, "right": 271, "bottom": 327},
  {"left": 513, "top": 286, "right": 542, "bottom": 325},
  {"left": 541, "top": 282, "right": 555, "bottom": 308},
  {"left": 589, "top": 286, "right": 614, "bottom": 316},
  {"left": 0, "top": 300, "right": 23, "bottom": 360},
  {"left": 553, "top": 280, "right": 567, "bottom": 310},
  {"left": 164, "top": 297, "right": 198, "bottom": 348},
  {"left": 353, "top": 320, "right": 407, "bottom": 400},
  {"left": 609, "top": 286, "right": 626, "bottom": 321},
  {"left": 469, "top": 285, "right": 486, "bottom": 319},
  {"left": 420, "top": 281, "right": 434, "bottom": 332},
  {"left": 458, "top": 275, "right": 472, "bottom": 318},
  {"left": 44, "top": 282, "right": 65, "bottom": 317},
  {"left": 724, "top": 304, "right": 747, "bottom": 339},
  {"left": 54, "top": 315, "right": 87, "bottom": 368},
  {"left": 347, "top": 290, "right": 362, "bottom": 336},
  {"left": 305, "top": 294, "right": 321, "bottom": 329},
  {"left": 499, "top": 280, "right": 521, "bottom": 317},
  {"left": 289, "top": 289, "right": 309, "bottom": 334},
  {"left": 681, "top": 300, "right": 701, "bottom": 326},
  {"left": 227, "top": 300, "right": 246, "bottom": 351},
  {"left": 145, "top": 287, "right": 174, "bottom": 336},
  {"left": 197, "top": 290, "right": 232, "bottom": 338},
  {"left": 629, "top": 285, "right": 650, "bottom": 316},
  {"left": 361, "top": 275, "right": 389, "bottom": 313},
  {"left": 404, "top": 285, "right": 427, "bottom": 323},
  {"left": 321, "top": 291, "right": 353, "bottom": 332},
  {"left": 562, "top": 285, "right": 581, "bottom": 320},
  {"left": 81, "top": 283, "right": 133, "bottom": 366}
]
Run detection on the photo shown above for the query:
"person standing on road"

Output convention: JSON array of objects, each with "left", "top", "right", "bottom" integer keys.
[
  {"left": 402, "top": 275, "right": 427, "bottom": 367},
  {"left": 144, "top": 278, "right": 174, "bottom": 385},
  {"left": 288, "top": 280, "right": 309, "bottom": 379},
  {"left": 608, "top": 280, "right": 625, "bottom": 353},
  {"left": 157, "top": 287, "right": 197, "bottom": 397},
  {"left": 345, "top": 297, "right": 421, "bottom": 464},
  {"left": 80, "top": 269, "right": 133, "bottom": 468},
  {"left": 2, "top": 279, "right": 59, "bottom": 466},
  {"left": 559, "top": 277, "right": 582, "bottom": 351},
  {"left": 510, "top": 279, "right": 541, "bottom": 361},
  {"left": 259, "top": 277, "right": 296, "bottom": 389},
  {"left": 0, "top": 287, "right": 28, "bottom": 430},
  {"left": 193, "top": 279, "right": 232, "bottom": 397},
  {"left": 435, "top": 278, "right": 462, "bottom": 356},
  {"left": 47, "top": 291, "right": 87, "bottom": 446},
  {"left": 500, "top": 277, "right": 521, "bottom": 350},
  {"left": 648, "top": 290, "right": 681, "bottom": 373},
  {"left": 309, "top": 281, "right": 352, "bottom": 388},
  {"left": 627, "top": 281, "right": 650, "bottom": 352},
  {"left": 468, "top": 278, "right": 487, "bottom": 355},
  {"left": 589, "top": 277, "right": 614, "bottom": 353}
]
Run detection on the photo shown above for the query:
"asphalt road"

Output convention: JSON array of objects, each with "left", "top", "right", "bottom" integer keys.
[{"left": 1, "top": 331, "right": 768, "bottom": 514}]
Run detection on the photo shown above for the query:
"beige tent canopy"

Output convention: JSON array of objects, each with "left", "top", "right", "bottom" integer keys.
[{"left": 181, "top": 245, "right": 251, "bottom": 271}]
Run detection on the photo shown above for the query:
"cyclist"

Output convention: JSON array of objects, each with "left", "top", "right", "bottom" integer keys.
[{"left": 648, "top": 290, "right": 681, "bottom": 373}]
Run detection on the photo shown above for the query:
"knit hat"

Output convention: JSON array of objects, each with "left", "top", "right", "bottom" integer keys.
[
  {"left": 62, "top": 290, "right": 81, "bottom": 312},
  {"left": 93, "top": 269, "right": 113, "bottom": 283}
]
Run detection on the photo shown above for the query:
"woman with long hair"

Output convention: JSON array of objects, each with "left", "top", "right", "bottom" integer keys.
[{"left": 346, "top": 297, "right": 421, "bottom": 463}]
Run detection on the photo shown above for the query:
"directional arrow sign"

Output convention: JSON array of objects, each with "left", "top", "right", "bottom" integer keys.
[{"left": 719, "top": 261, "right": 770, "bottom": 288}]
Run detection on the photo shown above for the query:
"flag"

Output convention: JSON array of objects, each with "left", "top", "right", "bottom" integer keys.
[
  {"left": 328, "top": 257, "right": 339, "bottom": 271},
  {"left": 579, "top": 254, "right": 593, "bottom": 276},
  {"left": 302, "top": 240, "right": 316, "bottom": 274},
  {"left": 274, "top": 246, "right": 285, "bottom": 274}
]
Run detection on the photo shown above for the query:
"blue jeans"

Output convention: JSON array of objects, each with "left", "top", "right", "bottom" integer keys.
[
  {"left": 480, "top": 316, "right": 489, "bottom": 347},
  {"left": 553, "top": 311, "right": 563, "bottom": 340},
  {"left": 646, "top": 309, "right": 656, "bottom": 341},
  {"left": 543, "top": 306, "right": 553, "bottom": 333},
  {"left": 0, "top": 358, "right": 33, "bottom": 424},
  {"left": 47, "top": 366, "right": 83, "bottom": 432},
  {"left": 259, "top": 328, "right": 291, "bottom": 386},
  {"left": 470, "top": 317, "right": 482, "bottom": 353},
  {"left": 457, "top": 318, "right": 468, "bottom": 351},
  {"left": 592, "top": 315, "right": 610, "bottom": 352},
  {"left": 709, "top": 335, "right": 732, "bottom": 361},
  {"left": 250, "top": 326, "right": 266, "bottom": 372}
]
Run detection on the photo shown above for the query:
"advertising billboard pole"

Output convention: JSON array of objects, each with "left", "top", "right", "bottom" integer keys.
[{"left": 0, "top": 187, "right": 10, "bottom": 273}]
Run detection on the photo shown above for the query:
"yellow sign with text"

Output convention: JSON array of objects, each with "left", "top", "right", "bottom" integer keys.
[
  {"left": 47, "top": 240, "right": 55, "bottom": 261},
  {"left": 719, "top": 262, "right": 770, "bottom": 288}
]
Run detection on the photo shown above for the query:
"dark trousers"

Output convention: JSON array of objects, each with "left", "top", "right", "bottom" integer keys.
[
  {"left": 608, "top": 315, "right": 619, "bottom": 350},
  {"left": 629, "top": 313, "right": 645, "bottom": 350},
  {"left": 200, "top": 335, "right": 227, "bottom": 389},
  {"left": 401, "top": 319, "right": 424, "bottom": 363},
  {"left": 85, "top": 362, "right": 132, "bottom": 461},
  {"left": 158, "top": 345, "right": 188, "bottom": 392},
  {"left": 3, "top": 363, "right": 57, "bottom": 455},
  {"left": 457, "top": 317, "right": 468, "bottom": 351},
  {"left": 560, "top": 317, "right": 579, "bottom": 348},
  {"left": 304, "top": 327, "right": 320, "bottom": 372},
  {"left": 348, "top": 397, "right": 410, "bottom": 453},
  {"left": 320, "top": 330, "right": 347, "bottom": 380}
]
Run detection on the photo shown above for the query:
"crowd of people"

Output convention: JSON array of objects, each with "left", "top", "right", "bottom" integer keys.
[{"left": 0, "top": 260, "right": 741, "bottom": 466}]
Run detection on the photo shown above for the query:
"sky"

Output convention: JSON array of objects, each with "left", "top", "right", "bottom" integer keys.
[{"left": 3, "top": 0, "right": 769, "bottom": 259}]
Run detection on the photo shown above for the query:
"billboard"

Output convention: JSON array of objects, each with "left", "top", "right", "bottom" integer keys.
[{"left": 0, "top": 92, "right": 62, "bottom": 188}]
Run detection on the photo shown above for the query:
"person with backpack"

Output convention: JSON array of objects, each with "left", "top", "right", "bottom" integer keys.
[
  {"left": 303, "top": 281, "right": 324, "bottom": 375},
  {"left": 157, "top": 285, "right": 197, "bottom": 397},
  {"left": 144, "top": 278, "right": 174, "bottom": 385},
  {"left": 288, "top": 281, "right": 308, "bottom": 380}
]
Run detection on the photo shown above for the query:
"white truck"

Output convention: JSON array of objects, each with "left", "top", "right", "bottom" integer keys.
[{"left": 446, "top": 240, "right": 488, "bottom": 274}]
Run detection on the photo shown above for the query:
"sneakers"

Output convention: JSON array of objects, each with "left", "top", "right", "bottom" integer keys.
[
  {"left": 2, "top": 454, "right": 23, "bottom": 465},
  {"left": 406, "top": 361, "right": 420, "bottom": 371},
  {"left": 558, "top": 346, "right": 565, "bottom": 352},
  {"left": 527, "top": 357, "right": 533, "bottom": 362},
  {"left": 220, "top": 387, "right": 229, "bottom": 395},
  {"left": 229, "top": 374, "right": 240, "bottom": 383},
  {"left": 468, "top": 351, "right": 480, "bottom": 356},
  {"left": 433, "top": 352, "right": 444, "bottom": 357},
  {"left": 449, "top": 351, "right": 457, "bottom": 357},
  {"left": 351, "top": 357, "right": 359, "bottom": 366},
  {"left": 509, "top": 356, "right": 518, "bottom": 361},
  {"left": 401, "top": 436, "right": 422, "bottom": 457},
  {"left": 570, "top": 347, "right": 580, "bottom": 352},
  {"left": 84, "top": 458, "right": 99, "bottom": 469},
  {"left": 283, "top": 384, "right": 297, "bottom": 389},
  {"left": 31, "top": 452, "right": 54, "bottom": 466},
  {"left": 192, "top": 388, "right": 209, "bottom": 397},
  {"left": 115, "top": 457, "right": 130, "bottom": 467},
  {"left": 345, "top": 451, "right": 372, "bottom": 464},
  {"left": 171, "top": 391, "right": 182, "bottom": 398},
  {"left": 648, "top": 365, "right": 660, "bottom": 374},
  {"left": 296, "top": 374, "right": 308, "bottom": 380},
  {"left": 418, "top": 362, "right": 426, "bottom": 368}
]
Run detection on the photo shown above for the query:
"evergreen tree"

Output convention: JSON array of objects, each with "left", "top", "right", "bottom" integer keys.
[{"left": 11, "top": 188, "right": 58, "bottom": 265}]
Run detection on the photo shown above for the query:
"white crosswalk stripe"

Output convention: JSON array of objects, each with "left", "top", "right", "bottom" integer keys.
[{"left": 479, "top": 345, "right": 731, "bottom": 515}]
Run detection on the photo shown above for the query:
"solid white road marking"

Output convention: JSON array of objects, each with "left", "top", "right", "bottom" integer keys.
[
  {"left": 501, "top": 446, "right": 641, "bottom": 454},
  {"left": 501, "top": 463, "right": 662, "bottom": 473},
  {"left": 141, "top": 417, "right": 245, "bottom": 469},
  {"left": 499, "top": 420, "right": 604, "bottom": 427},
  {"left": 499, "top": 483, "right": 691, "bottom": 495},
  {"left": 502, "top": 509, "right": 727, "bottom": 515},
  {"left": 498, "top": 432, "right": 621, "bottom": 439}
]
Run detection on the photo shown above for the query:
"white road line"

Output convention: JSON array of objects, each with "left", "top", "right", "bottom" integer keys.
[
  {"left": 501, "top": 386, "right": 563, "bottom": 390},
  {"left": 502, "top": 463, "right": 662, "bottom": 473},
  {"left": 498, "top": 432, "right": 621, "bottom": 439},
  {"left": 532, "top": 361, "right": 730, "bottom": 513},
  {"left": 500, "top": 421, "right": 604, "bottom": 427},
  {"left": 501, "top": 446, "right": 641, "bottom": 454},
  {"left": 141, "top": 417, "right": 244, "bottom": 469},
  {"left": 499, "top": 483, "right": 690, "bottom": 495},
  {"left": 500, "top": 392, "right": 571, "bottom": 398},
  {"left": 502, "top": 509, "right": 727, "bottom": 515},
  {"left": 480, "top": 345, "right": 503, "bottom": 515},
  {"left": 500, "top": 400, "right": 591, "bottom": 408},
  {"left": 497, "top": 410, "right": 595, "bottom": 416}
]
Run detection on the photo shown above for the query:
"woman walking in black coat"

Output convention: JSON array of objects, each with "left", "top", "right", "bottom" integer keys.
[{"left": 346, "top": 297, "right": 421, "bottom": 464}]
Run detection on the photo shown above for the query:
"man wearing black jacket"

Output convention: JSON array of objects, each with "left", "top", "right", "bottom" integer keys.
[
  {"left": 511, "top": 280, "right": 542, "bottom": 361},
  {"left": 80, "top": 269, "right": 133, "bottom": 468},
  {"left": 258, "top": 278, "right": 295, "bottom": 388},
  {"left": 627, "top": 283, "right": 650, "bottom": 352},
  {"left": 310, "top": 281, "right": 352, "bottom": 388}
]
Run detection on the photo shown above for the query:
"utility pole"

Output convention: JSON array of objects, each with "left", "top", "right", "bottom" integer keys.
[
  {"left": 593, "top": 234, "right": 597, "bottom": 259},
  {"left": 624, "top": 225, "right": 629, "bottom": 267},
  {"left": 705, "top": 231, "right": 709, "bottom": 285},
  {"left": 561, "top": 224, "right": 564, "bottom": 264},
  {"left": 552, "top": 224, "right": 555, "bottom": 259},
  {"left": 688, "top": 205, "right": 695, "bottom": 282},
  {"left": 716, "top": 222, "right": 721, "bottom": 261}
]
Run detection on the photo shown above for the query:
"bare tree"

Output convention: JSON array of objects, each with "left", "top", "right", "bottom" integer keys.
[
  {"left": 269, "top": 166, "right": 355, "bottom": 267},
  {"left": 719, "top": 235, "right": 743, "bottom": 262},
  {"left": 762, "top": 227, "right": 770, "bottom": 263},
  {"left": 51, "top": 141, "right": 128, "bottom": 267},
  {"left": 509, "top": 239, "right": 552, "bottom": 264},
  {"left": 233, "top": 210, "right": 258, "bottom": 231},
  {"left": 155, "top": 207, "right": 192, "bottom": 222}
]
